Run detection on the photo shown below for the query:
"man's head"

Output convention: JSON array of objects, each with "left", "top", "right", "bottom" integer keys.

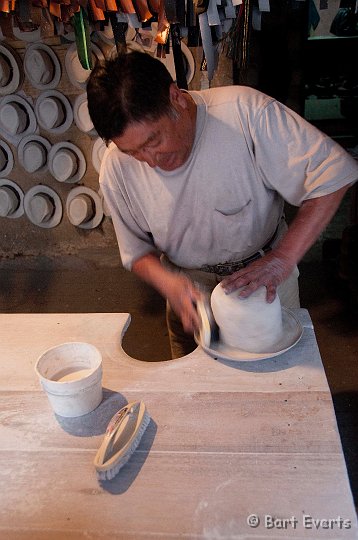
[
  {"left": 87, "top": 51, "right": 174, "bottom": 143},
  {"left": 87, "top": 51, "right": 197, "bottom": 171}
]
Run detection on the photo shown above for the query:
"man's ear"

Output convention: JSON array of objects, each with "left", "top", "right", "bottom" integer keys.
[{"left": 169, "top": 83, "right": 188, "bottom": 109}]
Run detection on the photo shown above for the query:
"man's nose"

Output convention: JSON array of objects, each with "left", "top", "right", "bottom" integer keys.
[{"left": 140, "top": 148, "right": 157, "bottom": 168}]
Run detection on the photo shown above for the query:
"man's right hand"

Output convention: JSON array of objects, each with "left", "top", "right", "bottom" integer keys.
[
  {"left": 132, "top": 253, "right": 202, "bottom": 335},
  {"left": 165, "top": 273, "right": 202, "bottom": 334}
]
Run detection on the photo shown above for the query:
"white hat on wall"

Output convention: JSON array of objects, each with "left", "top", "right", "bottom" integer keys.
[
  {"left": 91, "top": 137, "right": 107, "bottom": 174},
  {"left": 73, "top": 93, "right": 96, "bottom": 136},
  {"left": 0, "top": 94, "right": 37, "bottom": 144},
  {"left": 0, "top": 140, "right": 14, "bottom": 177},
  {"left": 24, "top": 185, "right": 62, "bottom": 228},
  {"left": 24, "top": 43, "right": 61, "bottom": 90},
  {"left": 18, "top": 134, "right": 51, "bottom": 174},
  {"left": 0, "top": 179, "right": 24, "bottom": 218},
  {"left": 66, "top": 186, "right": 103, "bottom": 229},
  {"left": 48, "top": 141, "right": 86, "bottom": 184},
  {"left": 0, "top": 43, "right": 23, "bottom": 96},
  {"left": 35, "top": 90, "right": 73, "bottom": 134},
  {"left": 65, "top": 42, "right": 105, "bottom": 90}
]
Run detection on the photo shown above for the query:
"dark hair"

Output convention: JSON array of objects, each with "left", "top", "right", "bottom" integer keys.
[{"left": 86, "top": 51, "right": 174, "bottom": 142}]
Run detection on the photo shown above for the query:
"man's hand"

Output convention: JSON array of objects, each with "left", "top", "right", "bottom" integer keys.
[
  {"left": 131, "top": 252, "right": 201, "bottom": 334},
  {"left": 221, "top": 250, "right": 294, "bottom": 303},
  {"left": 165, "top": 273, "right": 202, "bottom": 334}
]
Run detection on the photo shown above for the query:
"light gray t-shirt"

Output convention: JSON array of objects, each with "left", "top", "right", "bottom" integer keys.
[{"left": 100, "top": 86, "right": 358, "bottom": 270}]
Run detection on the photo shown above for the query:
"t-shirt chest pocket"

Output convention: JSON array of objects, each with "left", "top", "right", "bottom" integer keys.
[{"left": 213, "top": 199, "right": 253, "bottom": 251}]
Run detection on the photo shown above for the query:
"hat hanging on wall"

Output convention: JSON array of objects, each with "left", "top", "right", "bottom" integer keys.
[
  {"left": 0, "top": 140, "right": 14, "bottom": 178},
  {"left": 0, "top": 94, "right": 37, "bottom": 145},
  {"left": 24, "top": 185, "right": 62, "bottom": 228},
  {"left": 73, "top": 93, "right": 96, "bottom": 136},
  {"left": 35, "top": 90, "right": 73, "bottom": 134},
  {"left": 24, "top": 43, "right": 61, "bottom": 90},
  {"left": 66, "top": 186, "right": 104, "bottom": 229},
  {"left": 18, "top": 134, "right": 51, "bottom": 174},
  {"left": 0, "top": 179, "right": 24, "bottom": 218},
  {"left": 65, "top": 42, "right": 105, "bottom": 90},
  {"left": 48, "top": 141, "right": 86, "bottom": 184},
  {"left": 98, "top": 186, "right": 111, "bottom": 218},
  {"left": 92, "top": 137, "right": 107, "bottom": 174},
  {"left": 0, "top": 43, "right": 23, "bottom": 96}
]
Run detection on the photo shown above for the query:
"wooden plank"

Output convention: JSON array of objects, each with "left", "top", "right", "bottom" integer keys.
[
  {"left": 0, "top": 391, "right": 342, "bottom": 454},
  {"left": 0, "top": 312, "right": 331, "bottom": 393},
  {"left": 0, "top": 451, "right": 356, "bottom": 539}
]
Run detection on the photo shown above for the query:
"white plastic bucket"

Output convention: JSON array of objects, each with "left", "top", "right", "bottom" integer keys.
[{"left": 35, "top": 342, "right": 103, "bottom": 417}]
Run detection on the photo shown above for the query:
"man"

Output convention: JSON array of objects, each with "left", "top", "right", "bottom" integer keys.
[{"left": 87, "top": 51, "right": 358, "bottom": 358}]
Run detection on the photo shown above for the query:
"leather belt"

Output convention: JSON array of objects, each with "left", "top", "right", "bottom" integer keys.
[{"left": 200, "top": 225, "right": 279, "bottom": 277}]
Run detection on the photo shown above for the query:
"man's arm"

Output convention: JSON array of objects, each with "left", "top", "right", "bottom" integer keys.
[
  {"left": 132, "top": 253, "right": 201, "bottom": 333},
  {"left": 222, "top": 184, "right": 354, "bottom": 302}
]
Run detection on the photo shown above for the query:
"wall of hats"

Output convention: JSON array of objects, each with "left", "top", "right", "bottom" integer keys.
[{"left": 0, "top": 32, "right": 120, "bottom": 258}]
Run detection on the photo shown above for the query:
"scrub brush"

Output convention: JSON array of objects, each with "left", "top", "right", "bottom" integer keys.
[{"left": 94, "top": 401, "right": 150, "bottom": 481}]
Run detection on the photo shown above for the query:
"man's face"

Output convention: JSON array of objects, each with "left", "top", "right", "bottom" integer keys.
[{"left": 112, "top": 107, "right": 195, "bottom": 171}]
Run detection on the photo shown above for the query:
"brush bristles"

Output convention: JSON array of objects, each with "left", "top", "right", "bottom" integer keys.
[{"left": 97, "top": 411, "right": 151, "bottom": 481}]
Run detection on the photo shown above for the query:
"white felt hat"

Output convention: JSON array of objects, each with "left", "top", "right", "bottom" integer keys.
[
  {"left": 24, "top": 43, "right": 61, "bottom": 90},
  {"left": 0, "top": 179, "right": 24, "bottom": 218},
  {"left": 196, "top": 284, "right": 303, "bottom": 362},
  {"left": 66, "top": 186, "right": 103, "bottom": 229},
  {"left": 48, "top": 141, "right": 86, "bottom": 184},
  {"left": 35, "top": 90, "right": 73, "bottom": 134},
  {"left": 18, "top": 134, "right": 51, "bottom": 174},
  {"left": 0, "top": 94, "right": 37, "bottom": 144},
  {"left": 0, "top": 140, "right": 14, "bottom": 177},
  {"left": 98, "top": 186, "right": 111, "bottom": 218},
  {"left": 91, "top": 137, "right": 107, "bottom": 174},
  {"left": 73, "top": 93, "right": 96, "bottom": 136},
  {"left": 65, "top": 42, "right": 105, "bottom": 90},
  {"left": 0, "top": 43, "right": 23, "bottom": 96},
  {"left": 24, "top": 185, "right": 62, "bottom": 228}
]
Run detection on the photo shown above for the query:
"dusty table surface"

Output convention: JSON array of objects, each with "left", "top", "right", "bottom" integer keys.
[{"left": 0, "top": 310, "right": 357, "bottom": 539}]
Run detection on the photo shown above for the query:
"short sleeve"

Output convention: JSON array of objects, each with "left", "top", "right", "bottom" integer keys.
[{"left": 252, "top": 100, "right": 358, "bottom": 206}]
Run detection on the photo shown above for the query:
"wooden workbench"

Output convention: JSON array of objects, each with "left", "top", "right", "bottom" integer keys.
[{"left": 0, "top": 311, "right": 356, "bottom": 539}]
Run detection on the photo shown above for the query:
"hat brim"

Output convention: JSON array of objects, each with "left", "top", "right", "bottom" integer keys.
[
  {"left": 18, "top": 134, "right": 51, "bottom": 174},
  {"left": 0, "top": 140, "right": 14, "bottom": 177},
  {"left": 194, "top": 308, "right": 303, "bottom": 362},
  {"left": 66, "top": 186, "right": 103, "bottom": 229},
  {"left": 24, "top": 43, "right": 61, "bottom": 90},
  {"left": 35, "top": 90, "right": 73, "bottom": 134},
  {"left": 0, "top": 178, "right": 24, "bottom": 218},
  {"left": 0, "top": 94, "right": 37, "bottom": 145},
  {"left": 0, "top": 43, "right": 23, "bottom": 96},
  {"left": 24, "top": 185, "right": 62, "bottom": 228}
]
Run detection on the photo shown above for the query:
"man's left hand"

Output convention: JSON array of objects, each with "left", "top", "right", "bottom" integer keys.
[{"left": 220, "top": 250, "right": 294, "bottom": 303}]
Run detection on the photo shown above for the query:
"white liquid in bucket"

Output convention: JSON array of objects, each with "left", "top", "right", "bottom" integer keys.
[{"left": 56, "top": 368, "right": 94, "bottom": 382}]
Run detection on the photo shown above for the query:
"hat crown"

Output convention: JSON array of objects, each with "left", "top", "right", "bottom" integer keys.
[
  {"left": 77, "top": 100, "right": 93, "bottom": 132},
  {"left": 39, "top": 97, "right": 64, "bottom": 129},
  {"left": 0, "top": 102, "right": 28, "bottom": 135},
  {"left": 52, "top": 148, "right": 78, "bottom": 182},
  {"left": 23, "top": 141, "right": 46, "bottom": 173},
  {"left": 29, "top": 193, "right": 54, "bottom": 223},
  {"left": 0, "top": 55, "right": 10, "bottom": 87},
  {"left": 211, "top": 284, "right": 284, "bottom": 353},
  {"left": 0, "top": 186, "right": 18, "bottom": 216},
  {"left": 0, "top": 147, "right": 8, "bottom": 171},
  {"left": 26, "top": 49, "right": 54, "bottom": 85},
  {"left": 68, "top": 194, "right": 93, "bottom": 225}
]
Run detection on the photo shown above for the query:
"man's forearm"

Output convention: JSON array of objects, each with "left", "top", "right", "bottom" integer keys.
[
  {"left": 132, "top": 253, "right": 173, "bottom": 297},
  {"left": 274, "top": 184, "right": 353, "bottom": 265}
]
